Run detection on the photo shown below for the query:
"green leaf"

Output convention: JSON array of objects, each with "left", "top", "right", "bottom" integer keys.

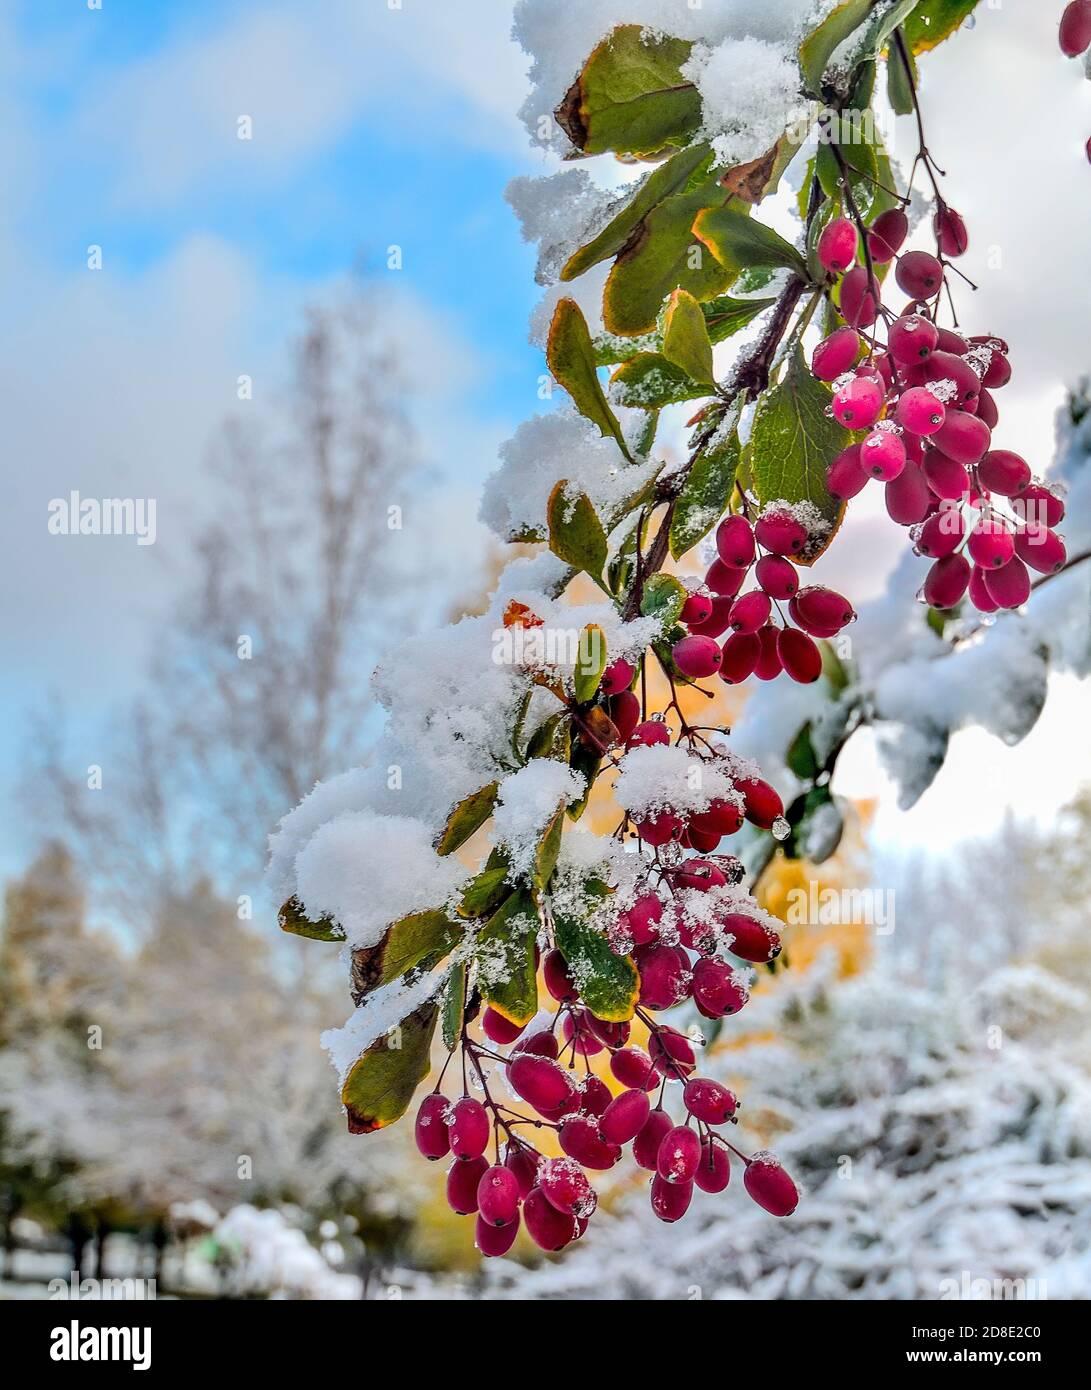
[
  {"left": 702, "top": 293, "right": 776, "bottom": 346},
  {"left": 568, "top": 739, "right": 603, "bottom": 821},
  {"left": 786, "top": 722, "right": 820, "bottom": 781},
  {"left": 434, "top": 781, "right": 499, "bottom": 856},
  {"left": 554, "top": 915, "right": 639, "bottom": 1022},
  {"left": 662, "top": 288, "right": 714, "bottom": 385},
  {"left": 441, "top": 961, "right": 466, "bottom": 1051},
  {"left": 886, "top": 34, "right": 917, "bottom": 114},
  {"left": 816, "top": 131, "right": 880, "bottom": 220},
  {"left": 341, "top": 1002, "right": 438, "bottom": 1134},
  {"left": 562, "top": 143, "right": 713, "bottom": 282},
  {"left": 603, "top": 180, "right": 733, "bottom": 337},
  {"left": 693, "top": 206, "right": 807, "bottom": 280},
  {"left": 747, "top": 346, "right": 849, "bottom": 547},
  {"left": 477, "top": 889, "right": 539, "bottom": 1026},
  {"left": 799, "top": 0, "right": 873, "bottom": 96},
  {"left": 458, "top": 865, "right": 512, "bottom": 921},
  {"left": 669, "top": 426, "right": 740, "bottom": 560},
  {"left": 547, "top": 480, "right": 608, "bottom": 579},
  {"left": 534, "top": 803, "right": 566, "bottom": 892},
  {"left": 609, "top": 352, "right": 708, "bottom": 410},
  {"left": 640, "top": 572, "right": 688, "bottom": 631},
  {"left": 902, "top": 0, "right": 980, "bottom": 53},
  {"left": 352, "top": 909, "right": 462, "bottom": 1000},
  {"left": 278, "top": 895, "right": 343, "bottom": 942},
  {"left": 556, "top": 25, "right": 702, "bottom": 158},
  {"left": 820, "top": 638, "right": 850, "bottom": 692},
  {"left": 548, "top": 298, "right": 632, "bottom": 458},
  {"left": 574, "top": 624, "right": 608, "bottom": 704}
]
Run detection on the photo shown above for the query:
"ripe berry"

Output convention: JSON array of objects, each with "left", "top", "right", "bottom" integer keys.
[
  {"left": 982, "top": 556, "right": 1031, "bottom": 608},
  {"left": 523, "top": 1186, "right": 578, "bottom": 1251},
  {"left": 743, "top": 1152, "right": 799, "bottom": 1217},
  {"left": 609, "top": 690, "right": 641, "bottom": 745},
  {"left": 777, "top": 626, "right": 823, "bottom": 683},
  {"left": 638, "top": 943, "right": 691, "bottom": 1010},
  {"left": 923, "top": 553, "right": 971, "bottom": 609},
  {"left": 861, "top": 429, "right": 907, "bottom": 481},
  {"left": 915, "top": 506, "right": 965, "bottom": 559},
  {"left": 562, "top": 1010, "right": 604, "bottom": 1059},
  {"left": 969, "top": 565, "right": 1000, "bottom": 614},
  {"left": 577, "top": 1074, "right": 614, "bottom": 1118},
  {"left": 832, "top": 374, "right": 884, "bottom": 430},
  {"left": 511, "top": 1029, "right": 559, "bottom": 1060},
  {"left": 716, "top": 514, "right": 756, "bottom": 568},
  {"left": 600, "top": 658, "right": 635, "bottom": 696},
  {"left": 826, "top": 444, "right": 868, "bottom": 500},
  {"left": 978, "top": 449, "right": 1031, "bottom": 497},
  {"left": 680, "top": 591, "right": 713, "bottom": 626},
  {"left": 753, "top": 625, "right": 784, "bottom": 681},
  {"left": 449, "top": 1097, "right": 490, "bottom": 1160},
  {"left": 482, "top": 1006, "right": 525, "bottom": 1045},
  {"left": 508, "top": 1054, "right": 578, "bottom": 1115},
  {"left": 889, "top": 314, "right": 939, "bottom": 364},
  {"left": 1014, "top": 523, "right": 1066, "bottom": 574},
  {"left": 755, "top": 553, "right": 800, "bottom": 599},
  {"left": 648, "top": 1026, "right": 697, "bottom": 1077},
  {"left": 558, "top": 1114, "right": 621, "bottom": 1170},
  {"left": 967, "top": 515, "right": 1015, "bottom": 569},
  {"left": 719, "top": 630, "right": 761, "bottom": 684},
  {"left": 650, "top": 1174, "right": 694, "bottom": 1222},
  {"left": 839, "top": 265, "right": 879, "bottom": 327},
  {"left": 446, "top": 1155, "right": 489, "bottom": 1214},
  {"left": 933, "top": 410, "right": 990, "bottom": 466},
  {"left": 636, "top": 811, "right": 684, "bottom": 846},
  {"left": 720, "top": 911, "right": 781, "bottom": 963},
  {"left": 1015, "top": 485, "right": 1065, "bottom": 529},
  {"left": 626, "top": 1109, "right": 670, "bottom": 1176},
  {"left": 885, "top": 463, "right": 932, "bottom": 525},
  {"left": 923, "top": 350, "right": 980, "bottom": 406},
  {"left": 539, "top": 1156, "right": 594, "bottom": 1216},
  {"left": 922, "top": 449, "right": 970, "bottom": 501},
  {"left": 504, "top": 1142, "right": 541, "bottom": 1198},
  {"left": 688, "top": 594, "right": 735, "bottom": 638},
  {"left": 414, "top": 1093, "right": 452, "bottom": 1160},
  {"left": 817, "top": 216, "right": 858, "bottom": 273},
  {"left": 600, "top": 1088, "right": 652, "bottom": 1145},
  {"left": 657, "top": 1125, "right": 702, "bottom": 1184},
  {"left": 728, "top": 590, "right": 772, "bottom": 634},
  {"left": 895, "top": 386, "right": 946, "bottom": 436},
  {"left": 692, "top": 956, "right": 750, "bottom": 1018},
  {"left": 672, "top": 635, "right": 722, "bottom": 679},
  {"left": 543, "top": 949, "right": 577, "bottom": 1003},
  {"left": 934, "top": 205, "right": 969, "bottom": 257},
  {"left": 811, "top": 326, "right": 860, "bottom": 381},
  {"left": 705, "top": 559, "right": 747, "bottom": 598},
  {"left": 683, "top": 1078, "right": 737, "bottom": 1125},
  {"left": 695, "top": 1138, "right": 731, "bottom": 1193},
  {"left": 477, "top": 1164, "right": 521, "bottom": 1226},
  {"left": 754, "top": 509, "right": 809, "bottom": 556},
  {"left": 1059, "top": 1, "right": 1091, "bottom": 57},
  {"left": 976, "top": 389, "right": 999, "bottom": 429},
  {"left": 982, "top": 352, "right": 1011, "bottom": 390},
  {"left": 611, "top": 1046, "right": 658, "bottom": 1091},
  {"left": 734, "top": 776, "right": 783, "bottom": 829},
  {"left": 475, "top": 1212, "right": 520, "bottom": 1257},
  {"left": 868, "top": 207, "right": 908, "bottom": 262},
  {"left": 896, "top": 250, "right": 943, "bottom": 298},
  {"left": 617, "top": 891, "right": 664, "bottom": 948},
  {"left": 794, "top": 586, "right": 854, "bottom": 632}
]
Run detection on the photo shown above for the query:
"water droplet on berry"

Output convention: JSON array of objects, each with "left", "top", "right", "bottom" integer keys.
[{"left": 771, "top": 816, "right": 790, "bottom": 842}]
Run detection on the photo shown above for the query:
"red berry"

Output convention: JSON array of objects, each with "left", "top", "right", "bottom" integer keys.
[
  {"left": 475, "top": 1212, "right": 520, "bottom": 1257},
  {"left": 523, "top": 1186, "right": 578, "bottom": 1251},
  {"left": 885, "top": 462, "right": 932, "bottom": 525},
  {"left": 895, "top": 386, "right": 946, "bottom": 436},
  {"left": 616, "top": 891, "right": 664, "bottom": 948},
  {"left": 627, "top": 719, "right": 670, "bottom": 749},
  {"left": 923, "top": 350, "right": 980, "bottom": 407},
  {"left": 777, "top": 626, "right": 823, "bottom": 684},
  {"left": 635, "top": 811, "right": 684, "bottom": 846},
  {"left": 600, "top": 658, "right": 635, "bottom": 696},
  {"left": 969, "top": 565, "right": 1000, "bottom": 614},
  {"left": 1060, "top": 0, "right": 1091, "bottom": 57},
  {"left": 923, "top": 553, "right": 971, "bottom": 609},
  {"left": 982, "top": 556, "right": 1031, "bottom": 609},
  {"left": 1014, "top": 522, "right": 1066, "bottom": 574},
  {"left": 683, "top": 1077, "right": 737, "bottom": 1124},
  {"left": 511, "top": 1029, "right": 559, "bottom": 1060},
  {"left": 638, "top": 943, "right": 691, "bottom": 1010},
  {"left": 832, "top": 374, "right": 884, "bottom": 430},
  {"left": 915, "top": 505, "right": 965, "bottom": 559},
  {"left": 562, "top": 1010, "right": 604, "bottom": 1059},
  {"left": 794, "top": 586, "right": 854, "bottom": 632},
  {"left": 861, "top": 429, "right": 907, "bottom": 481},
  {"left": 922, "top": 449, "right": 970, "bottom": 501},
  {"left": 811, "top": 326, "right": 861, "bottom": 381},
  {"left": 477, "top": 1163, "right": 521, "bottom": 1226},
  {"left": 728, "top": 590, "right": 772, "bottom": 634},
  {"left": 695, "top": 1138, "right": 732, "bottom": 1193},
  {"left": 868, "top": 208, "right": 908, "bottom": 262},
  {"left": 508, "top": 1054, "right": 578, "bottom": 1115},
  {"left": 839, "top": 265, "right": 879, "bottom": 327},
  {"left": 633, "top": 1108, "right": 674, "bottom": 1170},
  {"left": 754, "top": 509, "right": 809, "bottom": 556},
  {"left": 558, "top": 1114, "right": 621, "bottom": 1170},
  {"left": 446, "top": 1155, "right": 489, "bottom": 1214},
  {"left": 735, "top": 776, "right": 783, "bottom": 829},
  {"left": 705, "top": 559, "right": 747, "bottom": 599},
  {"left": 414, "top": 1093, "right": 453, "bottom": 1160},
  {"left": 680, "top": 591, "right": 713, "bottom": 626},
  {"left": 826, "top": 443, "right": 868, "bottom": 501},
  {"left": 543, "top": 949, "right": 578, "bottom": 1003},
  {"left": 692, "top": 956, "right": 749, "bottom": 1018},
  {"left": 743, "top": 1152, "right": 799, "bottom": 1217},
  {"left": 657, "top": 1125, "right": 701, "bottom": 1184},
  {"left": 650, "top": 1174, "right": 694, "bottom": 1222},
  {"left": 689, "top": 798, "right": 744, "bottom": 838},
  {"left": 719, "top": 630, "right": 762, "bottom": 684},
  {"left": 482, "top": 1006, "right": 525, "bottom": 1045},
  {"left": 539, "top": 1156, "right": 595, "bottom": 1216},
  {"left": 720, "top": 911, "right": 781, "bottom": 963},
  {"left": 889, "top": 314, "right": 939, "bottom": 364},
  {"left": 611, "top": 1046, "right": 658, "bottom": 1092},
  {"left": 1015, "top": 485, "right": 1065, "bottom": 529},
  {"left": 755, "top": 553, "right": 800, "bottom": 599},
  {"left": 967, "top": 515, "right": 1015, "bottom": 570},
  {"left": 753, "top": 625, "right": 783, "bottom": 681},
  {"left": 504, "top": 1142, "right": 541, "bottom": 1198},
  {"left": 600, "top": 1088, "right": 652, "bottom": 1145},
  {"left": 817, "top": 216, "right": 858, "bottom": 273},
  {"left": 449, "top": 1097, "right": 490, "bottom": 1160},
  {"left": 609, "top": 690, "right": 641, "bottom": 745},
  {"left": 672, "top": 634, "right": 723, "bottom": 679},
  {"left": 932, "top": 410, "right": 991, "bottom": 467},
  {"left": 978, "top": 449, "right": 1031, "bottom": 497},
  {"left": 716, "top": 514, "right": 756, "bottom": 569},
  {"left": 648, "top": 1026, "right": 697, "bottom": 1077},
  {"left": 896, "top": 250, "right": 943, "bottom": 299},
  {"left": 934, "top": 205, "right": 969, "bottom": 257}
]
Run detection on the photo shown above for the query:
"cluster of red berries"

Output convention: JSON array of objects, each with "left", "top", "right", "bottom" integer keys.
[
  {"left": 812, "top": 202, "right": 1068, "bottom": 614},
  {"left": 415, "top": 969, "right": 798, "bottom": 1255},
  {"left": 611, "top": 513, "right": 855, "bottom": 691},
  {"left": 1058, "top": 2, "right": 1091, "bottom": 162}
]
